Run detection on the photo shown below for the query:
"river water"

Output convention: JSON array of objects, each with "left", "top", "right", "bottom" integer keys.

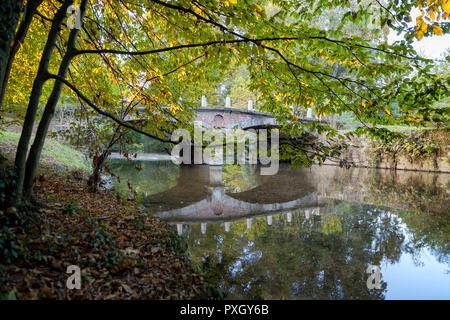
[{"left": 107, "top": 159, "right": 450, "bottom": 300}]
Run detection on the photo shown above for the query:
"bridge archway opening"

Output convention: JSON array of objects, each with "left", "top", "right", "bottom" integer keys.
[{"left": 213, "top": 114, "right": 225, "bottom": 127}]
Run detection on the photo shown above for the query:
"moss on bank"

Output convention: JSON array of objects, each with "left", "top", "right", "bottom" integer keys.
[{"left": 0, "top": 129, "right": 90, "bottom": 173}]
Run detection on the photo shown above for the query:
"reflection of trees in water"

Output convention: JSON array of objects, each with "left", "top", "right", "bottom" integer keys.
[
  {"left": 360, "top": 171, "right": 449, "bottom": 267},
  {"left": 106, "top": 160, "right": 179, "bottom": 198},
  {"left": 319, "top": 167, "right": 449, "bottom": 270},
  {"left": 365, "top": 171, "right": 448, "bottom": 215},
  {"left": 222, "top": 164, "right": 259, "bottom": 193},
  {"left": 186, "top": 203, "right": 417, "bottom": 299},
  {"left": 399, "top": 209, "right": 450, "bottom": 268}
]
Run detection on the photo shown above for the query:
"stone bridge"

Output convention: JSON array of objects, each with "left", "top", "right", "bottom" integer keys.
[
  {"left": 194, "top": 107, "right": 320, "bottom": 131},
  {"left": 125, "top": 95, "right": 323, "bottom": 136}
]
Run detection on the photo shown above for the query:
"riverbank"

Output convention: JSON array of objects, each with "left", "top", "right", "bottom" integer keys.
[
  {"left": 108, "top": 152, "right": 176, "bottom": 161},
  {"left": 0, "top": 132, "right": 211, "bottom": 299},
  {"left": 323, "top": 129, "right": 449, "bottom": 173},
  {"left": 0, "top": 129, "right": 90, "bottom": 173}
]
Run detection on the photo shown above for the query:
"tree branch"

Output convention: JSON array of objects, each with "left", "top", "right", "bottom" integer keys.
[
  {"left": 46, "top": 73, "right": 177, "bottom": 144},
  {"left": 73, "top": 37, "right": 298, "bottom": 56}
]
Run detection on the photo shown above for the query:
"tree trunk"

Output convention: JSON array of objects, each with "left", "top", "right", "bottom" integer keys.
[
  {"left": 22, "top": 0, "right": 87, "bottom": 201},
  {"left": 13, "top": 0, "right": 73, "bottom": 202},
  {"left": 87, "top": 151, "right": 109, "bottom": 192},
  {"left": 0, "top": 0, "right": 43, "bottom": 109},
  {"left": 0, "top": 0, "right": 24, "bottom": 109}
]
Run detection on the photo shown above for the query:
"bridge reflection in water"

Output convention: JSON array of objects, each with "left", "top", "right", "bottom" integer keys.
[
  {"left": 141, "top": 163, "right": 449, "bottom": 236},
  {"left": 144, "top": 165, "right": 333, "bottom": 235}
]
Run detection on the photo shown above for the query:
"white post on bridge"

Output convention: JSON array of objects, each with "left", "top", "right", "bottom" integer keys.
[
  {"left": 177, "top": 224, "right": 183, "bottom": 235},
  {"left": 314, "top": 207, "right": 321, "bottom": 216},
  {"left": 201, "top": 95, "right": 208, "bottom": 107},
  {"left": 225, "top": 96, "right": 231, "bottom": 108},
  {"left": 247, "top": 218, "right": 252, "bottom": 229},
  {"left": 306, "top": 108, "right": 313, "bottom": 118},
  {"left": 289, "top": 105, "right": 294, "bottom": 113},
  {"left": 224, "top": 222, "right": 230, "bottom": 232},
  {"left": 201, "top": 223, "right": 207, "bottom": 234},
  {"left": 267, "top": 215, "right": 273, "bottom": 225},
  {"left": 286, "top": 212, "right": 292, "bottom": 223},
  {"left": 248, "top": 100, "right": 254, "bottom": 111},
  {"left": 305, "top": 209, "right": 310, "bottom": 219}
]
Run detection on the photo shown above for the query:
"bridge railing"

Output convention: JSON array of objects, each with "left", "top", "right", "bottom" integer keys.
[{"left": 200, "top": 95, "right": 322, "bottom": 119}]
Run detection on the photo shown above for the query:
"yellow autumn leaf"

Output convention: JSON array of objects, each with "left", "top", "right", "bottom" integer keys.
[
  {"left": 432, "top": 25, "right": 443, "bottom": 35},
  {"left": 430, "top": 8, "right": 435, "bottom": 20},
  {"left": 416, "top": 15, "right": 423, "bottom": 25},
  {"left": 421, "top": 21, "right": 428, "bottom": 33},
  {"left": 229, "top": 0, "right": 237, "bottom": 4},
  {"left": 417, "top": 30, "right": 424, "bottom": 40},
  {"left": 443, "top": 0, "right": 450, "bottom": 14}
]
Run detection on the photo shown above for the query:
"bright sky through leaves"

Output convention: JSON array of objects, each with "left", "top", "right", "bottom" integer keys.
[{"left": 388, "top": 7, "right": 450, "bottom": 59}]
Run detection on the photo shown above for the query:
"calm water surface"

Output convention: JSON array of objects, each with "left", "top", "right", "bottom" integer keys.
[{"left": 108, "top": 160, "right": 450, "bottom": 300}]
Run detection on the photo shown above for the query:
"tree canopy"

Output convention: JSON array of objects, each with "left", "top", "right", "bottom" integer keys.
[{"left": 0, "top": 0, "right": 448, "bottom": 201}]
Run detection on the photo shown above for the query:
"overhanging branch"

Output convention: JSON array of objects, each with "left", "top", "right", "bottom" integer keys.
[{"left": 47, "top": 73, "right": 177, "bottom": 144}]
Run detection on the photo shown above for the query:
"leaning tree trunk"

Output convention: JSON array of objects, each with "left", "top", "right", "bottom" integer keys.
[
  {"left": 87, "top": 128, "right": 122, "bottom": 192},
  {"left": 87, "top": 151, "right": 109, "bottom": 192},
  {"left": 0, "top": 0, "right": 24, "bottom": 109},
  {"left": 0, "top": 0, "right": 43, "bottom": 108},
  {"left": 14, "top": 0, "right": 74, "bottom": 202},
  {"left": 22, "top": 0, "right": 87, "bottom": 201}
]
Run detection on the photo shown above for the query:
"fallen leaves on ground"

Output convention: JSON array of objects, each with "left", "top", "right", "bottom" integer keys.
[{"left": 0, "top": 170, "right": 210, "bottom": 300}]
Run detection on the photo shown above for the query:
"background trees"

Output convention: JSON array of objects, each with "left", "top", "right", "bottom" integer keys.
[{"left": 0, "top": 0, "right": 24, "bottom": 109}]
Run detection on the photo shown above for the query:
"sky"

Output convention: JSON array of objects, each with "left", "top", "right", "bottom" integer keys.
[
  {"left": 412, "top": 35, "right": 450, "bottom": 59},
  {"left": 388, "top": 32, "right": 450, "bottom": 60}
]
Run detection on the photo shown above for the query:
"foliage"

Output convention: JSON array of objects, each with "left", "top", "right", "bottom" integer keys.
[
  {"left": 216, "top": 64, "right": 261, "bottom": 109},
  {"left": 370, "top": 129, "right": 443, "bottom": 164},
  {"left": 390, "top": 0, "right": 450, "bottom": 41},
  {"left": 2, "top": 0, "right": 448, "bottom": 300},
  {"left": 3, "top": 1, "right": 65, "bottom": 116}
]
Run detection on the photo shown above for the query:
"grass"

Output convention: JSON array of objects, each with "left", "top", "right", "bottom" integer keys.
[{"left": 0, "top": 129, "right": 90, "bottom": 172}]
